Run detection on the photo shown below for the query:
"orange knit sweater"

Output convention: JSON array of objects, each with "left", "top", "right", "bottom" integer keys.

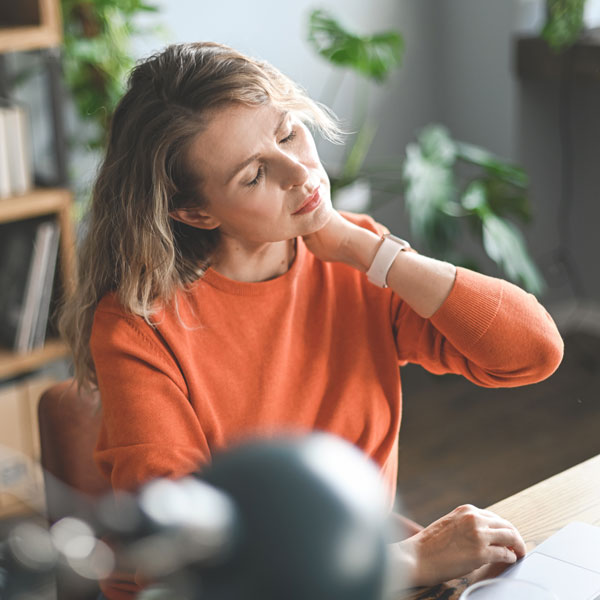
[{"left": 90, "top": 213, "right": 563, "bottom": 599}]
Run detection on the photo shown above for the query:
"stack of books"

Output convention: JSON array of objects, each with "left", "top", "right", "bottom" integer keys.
[
  {"left": 0, "top": 101, "right": 33, "bottom": 198},
  {"left": 0, "top": 217, "right": 61, "bottom": 354}
]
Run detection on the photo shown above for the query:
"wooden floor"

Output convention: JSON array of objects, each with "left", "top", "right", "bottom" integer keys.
[{"left": 396, "top": 330, "right": 600, "bottom": 526}]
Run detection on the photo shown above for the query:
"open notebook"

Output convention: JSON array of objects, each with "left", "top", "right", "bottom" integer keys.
[{"left": 492, "top": 521, "right": 600, "bottom": 599}]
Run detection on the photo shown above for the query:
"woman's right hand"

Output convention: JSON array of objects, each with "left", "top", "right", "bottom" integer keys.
[{"left": 390, "top": 504, "right": 526, "bottom": 588}]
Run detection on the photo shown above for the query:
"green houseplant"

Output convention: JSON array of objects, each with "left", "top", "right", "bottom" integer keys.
[
  {"left": 307, "top": 9, "right": 546, "bottom": 295},
  {"left": 61, "top": 0, "right": 161, "bottom": 150},
  {"left": 307, "top": 9, "right": 403, "bottom": 196},
  {"left": 402, "top": 125, "right": 544, "bottom": 294},
  {"left": 542, "top": 0, "right": 587, "bottom": 51}
]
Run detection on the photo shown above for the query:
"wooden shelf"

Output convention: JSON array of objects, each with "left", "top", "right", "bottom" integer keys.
[
  {"left": 0, "top": 0, "right": 62, "bottom": 52},
  {"left": 0, "top": 187, "right": 72, "bottom": 224},
  {"left": 0, "top": 3, "right": 74, "bottom": 384},
  {"left": 0, "top": 25, "right": 62, "bottom": 53},
  {"left": 0, "top": 188, "right": 76, "bottom": 298},
  {"left": 0, "top": 338, "right": 70, "bottom": 380},
  {"left": 0, "top": 189, "right": 76, "bottom": 382},
  {"left": 515, "top": 28, "right": 600, "bottom": 82}
]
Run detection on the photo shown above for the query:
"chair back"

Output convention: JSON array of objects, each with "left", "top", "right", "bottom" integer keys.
[{"left": 38, "top": 379, "right": 110, "bottom": 600}]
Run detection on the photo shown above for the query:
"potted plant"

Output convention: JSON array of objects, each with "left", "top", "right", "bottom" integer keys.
[
  {"left": 401, "top": 125, "right": 545, "bottom": 295},
  {"left": 61, "top": 0, "right": 161, "bottom": 150},
  {"left": 542, "top": 0, "right": 587, "bottom": 50},
  {"left": 307, "top": 9, "right": 546, "bottom": 295}
]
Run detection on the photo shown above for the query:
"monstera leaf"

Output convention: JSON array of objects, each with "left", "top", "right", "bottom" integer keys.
[
  {"left": 481, "top": 213, "right": 546, "bottom": 295},
  {"left": 308, "top": 9, "right": 404, "bottom": 83},
  {"left": 402, "top": 127, "right": 460, "bottom": 253},
  {"left": 402, "top": 125, "right": 545, "bottom": 294}
]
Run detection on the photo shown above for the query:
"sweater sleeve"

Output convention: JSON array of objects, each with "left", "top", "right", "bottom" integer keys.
[
  {"left": 90, "top": 306, "right": 210, "bottom": 492},
  {"left": 393, "top": 267, "right": 564, "bottom": 387}
]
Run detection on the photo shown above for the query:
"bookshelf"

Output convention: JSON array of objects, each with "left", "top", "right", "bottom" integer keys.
[
  {"left": 0, "top": 0, "right": 62, "bottom": 53},
  {"left": 0, "top": 0, "right": 74, "bottom": 381}
]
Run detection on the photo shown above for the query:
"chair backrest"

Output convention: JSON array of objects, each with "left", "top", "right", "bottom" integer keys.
[
  {"left": 38, "top": 379, "right": 111, "bottom": 600},
  {"left": 38, "top": 379, "right": 110, "bottom": 515}
]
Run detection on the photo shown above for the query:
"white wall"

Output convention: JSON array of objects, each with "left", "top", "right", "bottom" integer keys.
[{"left": 433, "top": 0, "right": 519, "bottom": 160}]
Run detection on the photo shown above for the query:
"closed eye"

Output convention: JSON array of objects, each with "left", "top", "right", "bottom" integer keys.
[
  {"left": 246, "top": 129, "right": 296, "bottom": 187},
  {"left": 247, "top": 165, "right": 264, "bottom": 187},
  {"left": 280, "top": 129, "right": 297, "bottom": 144}
]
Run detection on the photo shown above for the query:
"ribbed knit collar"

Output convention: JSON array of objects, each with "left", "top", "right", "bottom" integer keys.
[{"left": 198, "top": 237, "right": 305, "bottom": 296}]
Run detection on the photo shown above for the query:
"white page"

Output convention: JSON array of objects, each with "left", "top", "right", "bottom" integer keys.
[
  {"left": 0, "top": 108, "right": 11, "bottom": 198},
  {"left": 498, "top": 523, "right": 600, "bottom": 600},
  {"left": 500, "top": 552, "right": 600, "bottom": 600}
]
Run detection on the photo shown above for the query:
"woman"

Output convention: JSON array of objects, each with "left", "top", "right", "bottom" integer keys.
[{"left": 61, "top": 42, "right": 563, "bottom": 598}]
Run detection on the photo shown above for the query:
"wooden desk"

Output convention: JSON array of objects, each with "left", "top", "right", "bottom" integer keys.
[{"left": 399, "top": 454, "right": 600, "bottom": 599}]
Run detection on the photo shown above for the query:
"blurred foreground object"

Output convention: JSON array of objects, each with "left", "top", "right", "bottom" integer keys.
[
  {"left": 189, "top": 433, "right": 390, "bottom": 600},
  {"left": 2, "top": 433, "right": 393, "bottom": 600}
]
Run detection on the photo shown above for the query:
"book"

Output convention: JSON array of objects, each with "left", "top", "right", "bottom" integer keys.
[
  {"left": 0, "top": 102, "right": 33, "bottom": 196},
  {"left": 0, "top": 108, "right": 11, "bottom": 198},
  {"left": 15, "top": 223, "right": 49, "bottom": 353},
  {"left": 31, "top": 223, "right": 60, "bottom": 350},
  {"left": 0, "top": 219, "right": 37, "bottom": 349},
  {"left": 16, "top": 221, "right": 59, "bottom": 353},
  {"left": 0, "top": 218, "right": 59, "bottom": 353}
]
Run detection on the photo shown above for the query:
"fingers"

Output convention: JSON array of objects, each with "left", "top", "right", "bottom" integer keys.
[
  {"left": 484, "top": 527, "right": 521, "bottom": 548},
  {"left": 407, "top": 505, "right": 527, "bottom": 586},
  {"left": 479, "top": 512, "right": 527, "bottom": 558},
  {"left": 485, "top": 543, "right": 519, "bottom": 565},
  {"left": 482, "top": 527, "right": 526, "bottom": 564},
  {"left": 493, "top": 528, "right": 526, "bottom": 558},
  {"left": 452, "top": 505, "right": 527, "bottom": 559}
]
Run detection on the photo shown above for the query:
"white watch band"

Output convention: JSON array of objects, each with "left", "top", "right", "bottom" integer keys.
[{"left": 366, "top": 234, "right": 410, "bottom": 288}]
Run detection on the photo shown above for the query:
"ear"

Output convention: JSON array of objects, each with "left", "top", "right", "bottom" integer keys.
[{"left": 170, "top": 207, "right": 220, "bottom": 230}]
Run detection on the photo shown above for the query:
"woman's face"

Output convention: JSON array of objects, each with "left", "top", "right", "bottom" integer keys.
[{"left": 183, "top": 102, "right": 332, "bottom": 246}]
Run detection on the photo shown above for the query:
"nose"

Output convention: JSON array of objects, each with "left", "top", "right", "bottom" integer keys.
[{"left": 277, "top": 152, "right": 310, "bottom": 190}]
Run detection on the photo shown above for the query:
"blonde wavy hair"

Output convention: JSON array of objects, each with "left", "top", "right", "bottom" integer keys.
[{"left": 60, "top": 41, "right": 341, "bottom": 390}]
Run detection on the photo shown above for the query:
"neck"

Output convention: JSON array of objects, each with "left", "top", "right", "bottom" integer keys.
[{"left": 210, "top": 238, "right": 296, "bottom": 282}]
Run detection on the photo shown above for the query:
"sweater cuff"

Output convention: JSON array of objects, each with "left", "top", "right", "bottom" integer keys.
[{"left": 429, "top": 267, "right": 503, "bottom": 348}]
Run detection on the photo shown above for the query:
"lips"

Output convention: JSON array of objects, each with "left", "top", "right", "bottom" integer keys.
[{"left": 292, "top": 187, "right": 321, "bottom": 215}]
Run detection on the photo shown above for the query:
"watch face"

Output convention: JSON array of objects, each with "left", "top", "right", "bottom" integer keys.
[{"left": 384, "top": 234, "right": 411, "bottom": 249}]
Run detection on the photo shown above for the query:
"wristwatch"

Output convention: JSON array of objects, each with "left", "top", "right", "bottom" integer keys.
[{"left": 366, "top": 233, "right": 411, "bottom": 288}]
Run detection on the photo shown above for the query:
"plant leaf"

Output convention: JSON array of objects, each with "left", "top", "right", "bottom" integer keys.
[
  {"left": 307, "top": 9, "right": 404, "bottom": 82},
  {"left": 417, "top": 125, "right": 456, "bottom": 167},
  {"left": 481, "top": 214, "right": 546, "bottom": 294},
  {"left": 484, "top": 178, "right": 532, "bottom": 222},
  {"left": 542, "top": 0, "right": 586, "bottom": 51},
  {"left": 455, "top": 141, "right": 528, "bottom": 188},
  {"left": 402, "top": 142, "right": 457, "bottom": 247},
  {"left": 461, "top": 180, "right": 489, "bottom": 213}
]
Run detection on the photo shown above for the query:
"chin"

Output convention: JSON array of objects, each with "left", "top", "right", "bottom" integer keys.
[{"left": 301, "top": 199, "right": 333, "bottom": 236}]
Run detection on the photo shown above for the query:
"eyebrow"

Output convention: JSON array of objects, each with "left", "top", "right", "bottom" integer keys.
[{"left": 225, "top": 111, "right": 289, "bottom": 183}]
